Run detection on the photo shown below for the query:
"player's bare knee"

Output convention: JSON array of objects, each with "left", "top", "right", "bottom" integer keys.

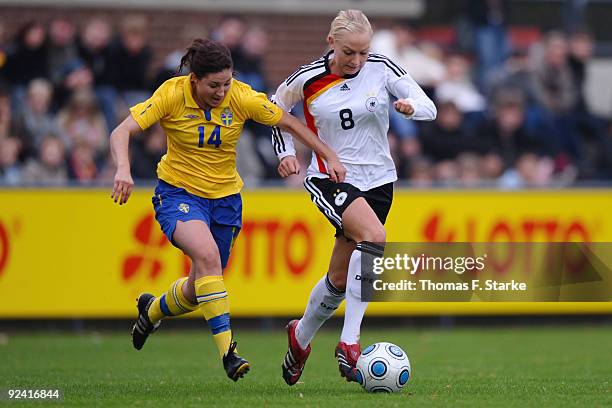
[
  {"left": 191, "top": 248, "right": 222, "bottom": 277},
  {"left": 356, "top": 227, "right": 386, "bottom": 244}
]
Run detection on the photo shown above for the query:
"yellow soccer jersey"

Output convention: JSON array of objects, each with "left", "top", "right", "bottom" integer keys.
[{"left": 130, "top": 75, "right": 283, "bottom": 198}]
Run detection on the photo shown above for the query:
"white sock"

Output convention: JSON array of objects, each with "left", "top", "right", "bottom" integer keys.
[
  {"left": 295, "top": 274, "right": 345, "bottom": 349},
  {"left": 340, "top": 249, "right": 369, "bottom": 344}
]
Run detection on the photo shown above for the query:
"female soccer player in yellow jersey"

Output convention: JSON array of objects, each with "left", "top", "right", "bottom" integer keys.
[{"left": 109, "top": 38, "right": 345, "bottom": 382}]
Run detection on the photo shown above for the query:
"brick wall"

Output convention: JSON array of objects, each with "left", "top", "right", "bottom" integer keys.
[{"left": 0, "top": 6, "right": 395, "bottom": 90}]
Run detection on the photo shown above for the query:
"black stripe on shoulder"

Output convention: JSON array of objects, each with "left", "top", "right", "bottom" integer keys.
[
  {"left": 368, "top": 55, "right": 407, "bottom": 75},
  {"left": 286, "top": 57, "right": 325, "bottom": 82},
  {"left": 286, "top": 62, "right": 326, "bottom": 86},
  {"left": 367, "top": 57, "right": 404, "bottom": 78},
  {"left": 368, "top": 53, "right": 407, "bottom": 75}
]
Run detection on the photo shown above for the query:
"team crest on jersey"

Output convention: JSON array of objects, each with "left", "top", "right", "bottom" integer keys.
[
  {"left": 366, "top": 97, "right": 379, "bottom": 112},
  {"left": 178, "top": 203, "right": 190, "bottom": 214},
  {"left": 333, "top": 190, "right": 348, "bottom": 206},
  {"left": 221, "top": 108, "right": 233, "bottom": 125}
]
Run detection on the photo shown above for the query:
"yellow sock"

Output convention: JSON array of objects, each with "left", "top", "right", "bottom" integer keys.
[
  {"left": 195, "top": 275, "right": 233, "bottom": 358},
  {"left": 147, "top": 277, "right": 197, "bottom": 324}
]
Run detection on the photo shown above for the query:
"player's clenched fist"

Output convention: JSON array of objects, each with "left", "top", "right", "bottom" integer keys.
[
  {"left": 393, "top": 99, "right": 415, "bottom": 116},
  {"left": 278, "top": 155, "right": 300, "bottom": 178}
]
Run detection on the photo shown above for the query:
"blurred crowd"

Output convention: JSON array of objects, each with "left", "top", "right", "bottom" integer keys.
[
  {"left": 0, "top": 11, "right": 611, "bottom": 188},
  {"left": 0, "top": 15, "right": 157, "bottom": 185}
]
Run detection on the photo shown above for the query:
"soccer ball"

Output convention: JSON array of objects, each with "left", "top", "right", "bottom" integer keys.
[{"left": 355, "top": 342, "right": 411, "bottom": 393}]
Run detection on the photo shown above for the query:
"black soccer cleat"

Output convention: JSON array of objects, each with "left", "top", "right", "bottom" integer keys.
[
  {"left": 131, "top": 293, "right": 160, "bottom": 350},
  {"left": 223, "top": 341, "right": 250, "bottom": 382}
]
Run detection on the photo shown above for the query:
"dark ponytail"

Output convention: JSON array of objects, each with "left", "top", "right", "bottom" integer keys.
[{"left": 178, "top": 38, "right": 233, "bottom": 78}]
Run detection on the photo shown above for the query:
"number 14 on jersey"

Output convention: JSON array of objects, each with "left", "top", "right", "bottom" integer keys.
[{"left": 198, "top": 125, "right": 222, "bottom": 148}]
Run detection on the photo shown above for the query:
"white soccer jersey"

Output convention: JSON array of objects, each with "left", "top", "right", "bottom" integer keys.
[{"left": 271, "top": 51, "right": 436, "bottom": 191}]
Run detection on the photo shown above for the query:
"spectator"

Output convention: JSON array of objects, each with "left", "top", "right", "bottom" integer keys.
[
  {"left": 434, "top": 159, "right": 459, "bottom": 186},
  {"left": 498, "top": 152, "right": 555, "bottom": 188},
  {"left": 486, "top": 49, "right": 534, "bottom": 103},
  {"left": 46, "top": 17, "right": 79, "bottom": 90},
  {"left": 78, "top": 16, "right": 118, "bottom": 129},
  {"left": 0, "top": 137, "right": 22, "bottom": 185},
  {"left": 481, "top": 152, "right": 504, "bottom": 181},
  {"left": 530, "top": 31, "right": 580, "bottom": 161},
  {"left": 456, "top": 152, "right": 483, "bottom": 187},
  {"left": 14, "top": 78, "right": 61, "bottom": 159},
  {"left": 4, "top": 22, "right": 48, "bottom": 102},
  {"left": 436, "top": 52, "right": 486, "bottom": 114},
  {"left": 78, "top": 17, "right": 114, "bottom": 85},
  {"left": 531, "top": 32, "right": 577, "bottom": 114},
  {"left": 235, "top": 26, "right": 268, "bottom": 92},
  {"left": 55, "top": 58, "right": 94, "bottom": 109},
  {"left": 466, "top": 0, "right": 510, "bottom": 89},
  {"left": 407, "top": 156, "right": 434, "bottom": 187},
  {"left": 0, "top": 22, "right": 8, "bottom": 80},
  {"left": 478, "top": 88, "right": 553, "bottom": 169},
  {"left": 487, "top": 53, "right": 557, "bottom": 159},
  {"left": 566, "top": 28, "right": 610, "bottom": 179},
  {"left": 419, "top": 100, "right": 480, "bottom": 161},
  {"left": 211, "top": 15, "right": 247, "bottom": 67},
  {"left": 110, "top": 14, "right": 152, "bottom": 107},
  {"left": 567, "top": 28, "right": 593, "bottom": 110},
  {"left": 21, "top": 135, "right": 68, "bottom": 184},
  {"left": 0, "top": 82, "right": 18, "bottom": 140},
  {"left": 57, "top": 87, "right": 108, "bottom": 158},
  {"left": 68, "top": 139, "right": 98, "bottom": 183}
]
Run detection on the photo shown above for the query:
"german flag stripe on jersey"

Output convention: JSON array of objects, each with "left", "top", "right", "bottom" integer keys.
[{"left": 302, "top": 72, "right": 344, "bottom": 174}]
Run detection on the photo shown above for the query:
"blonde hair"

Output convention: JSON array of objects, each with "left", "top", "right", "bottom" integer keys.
[{"left": 328, "top": 9, "right": 373, "bottom": 41}]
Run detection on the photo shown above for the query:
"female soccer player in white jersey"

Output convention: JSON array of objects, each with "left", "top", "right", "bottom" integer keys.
[{"left": 271, "top": 10, "right": 436, "bottom": 385}]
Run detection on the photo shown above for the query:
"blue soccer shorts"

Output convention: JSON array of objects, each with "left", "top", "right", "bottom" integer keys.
[{"left": 152, "top": 179, "right": 241, "bottom": 270}]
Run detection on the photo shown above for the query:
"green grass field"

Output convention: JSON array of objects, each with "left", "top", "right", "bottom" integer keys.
[{"left": 1, "top": 325, "right": 611, "bottom": 407}]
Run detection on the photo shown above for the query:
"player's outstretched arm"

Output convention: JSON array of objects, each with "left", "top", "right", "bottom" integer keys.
[
  {"left": 110, "top": 115, "right": 142, "bottom": 205},
  {"left": 275, "top": 111, "right": 346, "bottom": 183}
]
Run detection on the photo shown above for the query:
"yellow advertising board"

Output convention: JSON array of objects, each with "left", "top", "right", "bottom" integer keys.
[{"left": 0, "top": 189, "right": 610, "bottom": 317}]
